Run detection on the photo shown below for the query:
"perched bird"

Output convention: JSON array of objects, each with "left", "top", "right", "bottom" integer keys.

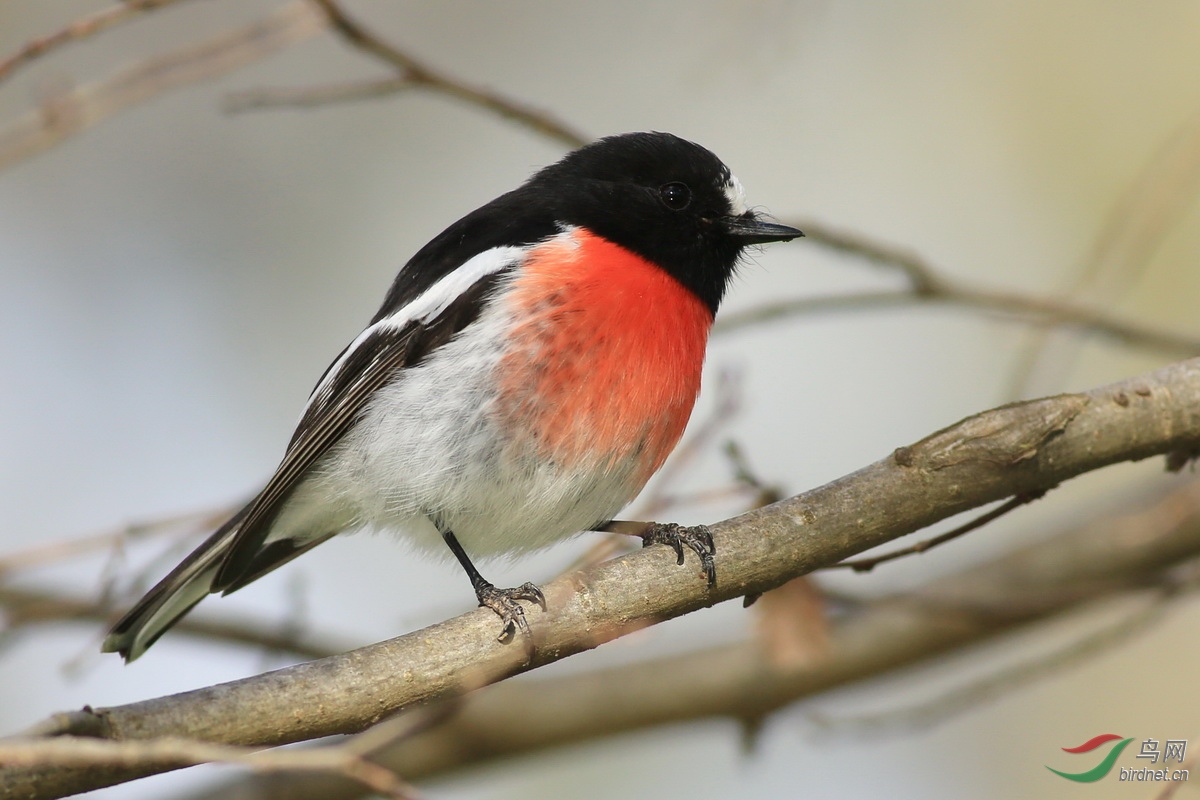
[{"left": 103, "top": 132, "right": 801, "bottom": 661}]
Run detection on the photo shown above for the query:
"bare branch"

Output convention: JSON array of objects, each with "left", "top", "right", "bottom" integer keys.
[
  {"left": 717, "top": 220, "right": 1200, "bottom": 358},
  {"left": 188, "top": 474, "right": 1200, "bottom": 800},
  {"left": 0, "top": 736, "right": 418, "bottom": 799},
  {"left": 308, "top": 0, "right": 589, "bottom": 148},
  {"left": 224, "top": 76, "right": 416, "bottom": 113},
  {"left": 0, "top": 585, "right": 347, "bottom": 661},
  {"left": 564, "top": 369, "right": 746, "bottom": 573},
  {"left": 634, "top": 367, "right": 744, "bottom": 518},
  {"left": 827, "top": 490, "right": 1046, "bottom": 572},
  {"left": 1153, "top": 740, "right": 1200, "bottom": 800},
  {"left": 723, "top": 440, "right": 784, "bottom": 506},
  {"left": 786, "top": 218, "right": 945, "bottom": 293},
  {"left": 718, "top": 287, "right": 1200, "bottom": 356},
  {"left": 807, "top": 585, "right": 1179, "bottom": 736},
  {"left": 0, "top": 2, "right": 326, "bottom": 172},
  {"left": 1009, "top": 105, "right": 1200, "bottom": 399},
  {"left": 0, "top": 506, "right": 228, "bottom": 577},
  {"left": 6, "top": 358, "right": 1200, "bottom": 798},
  {"left": 0, "top": 0, "right": 193, "bottom": 84}
]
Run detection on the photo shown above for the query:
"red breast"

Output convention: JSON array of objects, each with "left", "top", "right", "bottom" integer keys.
[{"left": 496, "top": 228, "right": 713, "bottom": 480}]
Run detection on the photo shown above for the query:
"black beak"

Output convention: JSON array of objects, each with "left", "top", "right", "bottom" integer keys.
[{"left": 720, "top": 215, "right": 804, "bottom": 245}]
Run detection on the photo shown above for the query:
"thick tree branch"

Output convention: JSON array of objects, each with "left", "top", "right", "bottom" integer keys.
[
  {"left": 204, "top": 475, "right": 1200, "bottom": 800},
  {"left": 4, "top": 358, "right": 1200, "bottom": 799}
]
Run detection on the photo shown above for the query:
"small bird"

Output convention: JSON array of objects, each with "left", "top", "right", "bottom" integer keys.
[{"left": 103, "top": 132, "right": 801, "bottom": 661}]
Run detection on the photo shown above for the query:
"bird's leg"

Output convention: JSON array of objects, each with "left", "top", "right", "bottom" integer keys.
[
  {"left": 440, "top": 529, "right": 546, "bottom": 641},
  {"left": 600, "top": 519, "right": 716, "bottom": 588}
]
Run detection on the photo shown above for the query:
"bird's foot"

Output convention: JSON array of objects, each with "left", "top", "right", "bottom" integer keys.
[
  {"left": 640, "top": 522, "right": 716, "bottom": 588},
  {"left": 474, "top": 580, "right": 547, "bottom": 642}
]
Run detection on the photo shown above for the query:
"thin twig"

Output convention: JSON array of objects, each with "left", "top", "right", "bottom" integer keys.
[
  {"left": 788, "top": 218, "right": 944, "bottom": 294},
  {"left": 1009, "top": 104, "right": 1200, "bottom": 400},
  {"left": 718, "top": 221, "right": 1200, "bottom": 357},
  {"left": 0, "top": 507, "right": 225, "bottom": 576},
  {"left": 0, "top": 736, "right": 419, "bottom": 799},
  {"left": 0, "top": 585, "right": 347, "bottom": 661},
  {"left": 1153, "top": 740, "right": 1200, "bottom": 800},
  {"left": 827, "top": 491, "right": 1048, "bottom": 573},
  {"left": 635, "top": 367, "right": 744, "bottom": 518},
  {"left": 724, "top": 440, "right": 784, "bottom": 506},
  {"left": 561, "top": 369, "right": 744, "bottom": 573},
  {"left": 0, "top": 0, "right": 193, "bottom": 84},
  {"left": 717, "top": 289, "right": 1200, "bottom": 355},
  {"left": 309, "top": 0, "right": 588, "bottom": 147},
  {"left": 0, "top": 1, "right": 327, "bottom": 172},
  {"left": 807, "top": 585, "right": 1180, "bottom": 737},
  {"left": 225, "top": 76, "right": 416, "bottom": 112},
  {"left": 637, "top": 484, "right": 762, "bottom": 512}
]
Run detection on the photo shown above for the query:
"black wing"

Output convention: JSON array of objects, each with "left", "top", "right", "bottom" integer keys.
[
  {"left": 102, "top": 271, "right": 515, "bottom": 661},
  {"left": 369, "top": 184, "right": 560, "bottom": 323},
  {"left": 213, "top": 266, "right": 515, "bottom": 592}
]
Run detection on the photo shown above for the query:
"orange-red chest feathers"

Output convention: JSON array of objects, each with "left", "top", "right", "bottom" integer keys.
[{"left": 495, "top": 228, "right": 713, "bottom": 480}]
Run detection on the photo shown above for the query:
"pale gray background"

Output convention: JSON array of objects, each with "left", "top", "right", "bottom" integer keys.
[{"left": 2, "top": 2, "right": 1199, "bottom": 798}]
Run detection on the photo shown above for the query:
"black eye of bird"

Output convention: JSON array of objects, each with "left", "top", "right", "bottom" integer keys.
[{"left": 658, "top": 182, "right": 692, "bottom": 211}]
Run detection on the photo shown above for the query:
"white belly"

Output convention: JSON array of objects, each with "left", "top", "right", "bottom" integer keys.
[{"left": 276, "top": 298, "right": 646, "bottom": 560}]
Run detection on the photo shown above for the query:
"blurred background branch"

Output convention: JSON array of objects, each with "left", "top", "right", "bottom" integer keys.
[{"left": 3, "top": 3, "right": 1200, "bottom": 800}]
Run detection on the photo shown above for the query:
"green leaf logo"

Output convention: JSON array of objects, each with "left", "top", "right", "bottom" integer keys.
[{"left": 1046, "top": 735, "right": 1134, "bottom": 782}]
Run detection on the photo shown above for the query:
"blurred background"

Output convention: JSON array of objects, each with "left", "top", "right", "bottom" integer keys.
[{"left": 2, "top": 1, "right": 1200, "bottom": 798}]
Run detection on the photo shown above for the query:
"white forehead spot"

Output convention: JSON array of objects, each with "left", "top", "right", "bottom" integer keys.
[{"left": 724, "top": 174, "right": 748, "bottom": 216}]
